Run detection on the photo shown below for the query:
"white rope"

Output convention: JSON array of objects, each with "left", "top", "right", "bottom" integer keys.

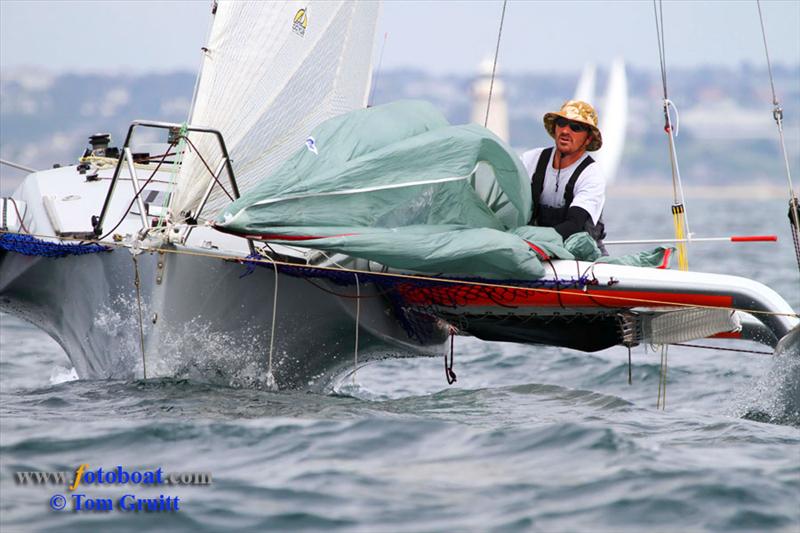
[
  {"left": 756, "top": 0, "right": 796, "bottom": 195},
  {"left": 484, "top": 0, "right": 508, "bottom": 128},
  {"left": 265, "top": 254, "right": 279, "bottom": 391},
  {"left": 352, "top": 273, "right": 361, "bottom": 386},
  {"left": 653, "top": 0, "right": 692, "bottom": 275},
  {"left": 755, "top": 0, "right": 800, "bottom": 274},
  {"left": 368, "top": 32, "right": 389, "bottom": 107},
  {"left": 5, "top": 227, "right": 799, "bottom": 320},
  {"left": 0, "top": 159, "right": 37, "bottom": 173},
  {"left": 131, "top": 255, "right": 148, "bottom": 379},
  {"left": 664, "top": 99, "right": 691, "bottom": 237},
  {"left": 251, "top": 173, "right": 472, "bottom": 207},
  {"left": 665, "top": 98, "right": 680, "bottom": 138}
]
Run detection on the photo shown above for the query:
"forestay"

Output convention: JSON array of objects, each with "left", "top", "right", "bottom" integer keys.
[{"left": 172, "top": 0, "right": 379, "bottom": 220}]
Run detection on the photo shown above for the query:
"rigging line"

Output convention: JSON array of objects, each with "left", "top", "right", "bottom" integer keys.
[
  {"left": 671, "top": 342, "right": 772, "bottom": 355},
  {"left": 3, "top": 228, "right": 799, "bottom": 320},
  {"left": 8, "top": 198, "right": 30, "bottom": 234},
  {"left": 251, "top": 172, "right": 474, "bottom": 207},
  {"left": 484, "top": 0, "right": 508, "bottom": 128},
  {"left": 368, "top": 32, "right": 388, "bottom": 107},
  {"left": 755, "top": 0, "right": 800, "bottom": 274},
  {"left": 302, "top": 277, "right": 388, "bottom": 299},
  {"left": 158, "top": 124, "right": 187, "bottom": 229},
  {"left": 187, "top": 0, "right": 218, "bottom": 122},
  {"left": 0, "top": 159, "right": 37, "bottom": 173},
  {"left": 653, "top": 1, "right": 675, "bottom": 201},
  {"left": 132, "top": 255, "right": 148, "bottom": 379},
  {"left": 178, "top": 135, "right": 234, "bottom": 202},
  {"left": 756, "top": 0, "right": 778, "bottom": 108},
  {"left": 652, "top": 0, "right": 691, "bottom": 266},
  {"left": 98, "top": 141, "right": 177, "bottom": 241},
  {"left": 654, "top": 0, "right": 668, "bottom": 102},
  {"left": 353, "top": 273, "right": 360, "bottom": 386},
  {"left": 265, "top": 253, "right": 280, "bottom": 392}
]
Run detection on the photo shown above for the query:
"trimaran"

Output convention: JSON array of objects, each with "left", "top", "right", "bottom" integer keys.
[{"left": 1, "top": 1, "right": 797, "bottom": 393}]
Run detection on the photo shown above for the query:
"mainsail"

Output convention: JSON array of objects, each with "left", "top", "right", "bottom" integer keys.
[
  {"left": 573, "top": 60, "right": 628, "bottom": 183},
  {"left": 171, "top": 0, "right": 379, "bottom": 220}
]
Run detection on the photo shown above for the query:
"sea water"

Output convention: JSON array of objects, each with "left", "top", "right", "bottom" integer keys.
[{"left": 1, "top": 197, "right": 798, "bottom": 532}]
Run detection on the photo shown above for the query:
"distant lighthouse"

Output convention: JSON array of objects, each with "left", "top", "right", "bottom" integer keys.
[{"left": 471, "top": 59, "right": 509, "bottom": 143}]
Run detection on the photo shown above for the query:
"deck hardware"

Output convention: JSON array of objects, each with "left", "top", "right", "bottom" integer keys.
[{"left": 156, "top": 251, "right": 166, "bottom": 284}]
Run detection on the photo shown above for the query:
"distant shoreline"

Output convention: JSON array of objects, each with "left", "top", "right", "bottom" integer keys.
[{"left": 609, "top": 182, "right": 796, "bottom": 199}]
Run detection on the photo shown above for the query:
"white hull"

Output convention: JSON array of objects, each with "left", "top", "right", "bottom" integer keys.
[
  {"left": 0, "top": 165, "right": 447, "bottom": 389},
  {"left": 0, "top": 243, "right": 447, "bottom": 389}
]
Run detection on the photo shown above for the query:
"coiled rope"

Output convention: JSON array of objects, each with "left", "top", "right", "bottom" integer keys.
[{"left": 755, "top": 0, "right": 800, "bottom": 276}]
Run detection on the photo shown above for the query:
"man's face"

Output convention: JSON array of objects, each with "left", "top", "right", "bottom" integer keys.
[{"left": 554, "top": 118, "right": 592, "bottom": 156}]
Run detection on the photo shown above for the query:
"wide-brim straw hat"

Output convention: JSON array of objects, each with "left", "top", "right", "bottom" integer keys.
[{"left": 543, "top": 99, "right": 602, "bottom": 151}]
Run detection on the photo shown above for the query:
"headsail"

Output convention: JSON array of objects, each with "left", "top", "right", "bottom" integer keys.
[
  {"left": 172, "top": 0, "right": 380, "bottom": 220},
  {"left": 573, "top": 63, "right": 596, "bottom": 103}
]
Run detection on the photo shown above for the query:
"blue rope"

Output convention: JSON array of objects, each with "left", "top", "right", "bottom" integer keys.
[{"left": 0, "top": 233, "right": 111, "bottom": 258}]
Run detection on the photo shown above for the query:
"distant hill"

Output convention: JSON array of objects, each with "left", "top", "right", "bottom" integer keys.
[{"left": 1, "top": 64, "right": 798, "bottom": 194}]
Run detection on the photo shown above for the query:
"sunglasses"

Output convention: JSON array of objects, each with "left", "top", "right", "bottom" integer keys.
[{"left": 554, "top": 117, "right": 589, "bottom": 133}]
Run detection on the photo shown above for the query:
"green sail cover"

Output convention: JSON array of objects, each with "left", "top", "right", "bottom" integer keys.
[{"left": 217, "top": 100, "right": 670, "bottom": 279}]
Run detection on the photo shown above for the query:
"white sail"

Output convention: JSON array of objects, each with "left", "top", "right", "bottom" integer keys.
[
  {"left": 573, "top": 63, "right": 596, "bottom": 103},
  {"left": 172, "top": 0, "right": 380, "bottom": 220},
  {"left": 595, "top": 58, "right": 627, "bottom": 183}
]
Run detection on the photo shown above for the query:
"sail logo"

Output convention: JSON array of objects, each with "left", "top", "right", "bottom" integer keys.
[
  {"left": 292, "top": 8, "right": 307, "bottom": 37},
  {"left": 305, "top": 136, "right": 318, "bottom": 155}
]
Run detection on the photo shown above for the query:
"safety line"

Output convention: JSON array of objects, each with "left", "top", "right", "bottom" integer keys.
[
  {"left": 353, "top": 273, "right": 360, "bottom": 386},
  {"left": 755, "top": 0, "right": 800, "bottom": 275},
  {"left": 671, "top": 342, "right": 772, "bottom": 355},
  {"left": 131, "top": 255, "right": 148, "bottom": 379},
  {"left": 484, "top": 0, "right": 507, "bottom": 128},
  {"left": 1, "top": 229, "right": 797, "bottom": 320}
]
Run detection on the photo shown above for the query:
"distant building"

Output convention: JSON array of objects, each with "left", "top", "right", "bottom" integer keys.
[{"left": 471, "top": 59, "right": 509, "bottom": 143}]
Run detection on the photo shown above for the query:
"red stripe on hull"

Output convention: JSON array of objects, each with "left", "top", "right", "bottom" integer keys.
[
  {"left": 395, "top": 284, "right": 733, "bottom": 310},
  {"left": 710, "top": 331, "right": 742, "bottom": 339}
]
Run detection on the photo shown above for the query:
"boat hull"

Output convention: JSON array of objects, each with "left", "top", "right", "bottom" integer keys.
[{"left": 0, "top": 245, "right": 447, "bottom": 389}]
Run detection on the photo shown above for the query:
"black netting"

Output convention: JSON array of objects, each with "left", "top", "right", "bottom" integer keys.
[{"left": 0, "top": 233, "right": 111, "bottom": 258}]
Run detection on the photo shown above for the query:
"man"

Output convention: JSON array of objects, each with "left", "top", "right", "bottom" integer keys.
[{"left": 521, "top": 100, "right": 607, "bottom": 254}]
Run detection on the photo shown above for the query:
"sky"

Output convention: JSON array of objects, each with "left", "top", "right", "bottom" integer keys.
[{"left": 0, "top": 0, "right": 798, "bottom": 75}]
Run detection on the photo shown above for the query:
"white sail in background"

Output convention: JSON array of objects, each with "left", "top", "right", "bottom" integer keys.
[
  {"left": 572, "top": 60, "right": 627, "bottom": 182},
  {"left": 173, "top": 0, "right": 380, "bottom": 219},
  {"left": 596, "top": 58, "right": 627, "bottom": 183},
  {"left": 573, "top": 63, "right": 596, "bottom": 104}
]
